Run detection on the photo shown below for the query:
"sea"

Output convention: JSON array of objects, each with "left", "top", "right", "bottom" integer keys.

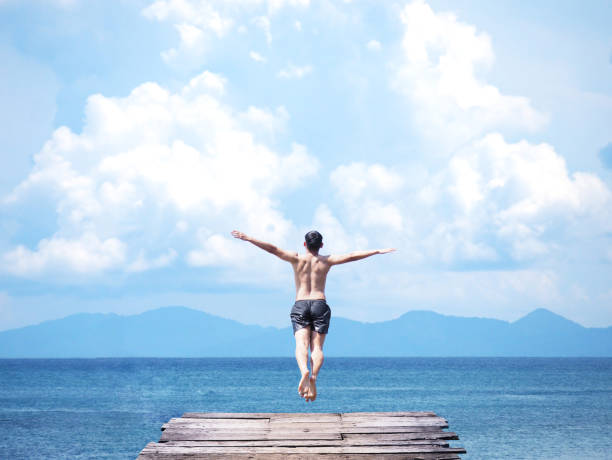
[{"left": 1, "top": 357, "right": 611, "bottom": 459}]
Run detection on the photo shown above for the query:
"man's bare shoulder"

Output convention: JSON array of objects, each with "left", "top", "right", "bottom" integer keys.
[
  {"left": 314, "top": 254, "right": 333, "bottom": 266},
  {"left": 297, "top": 253, "right": 331, "bottom": 263}
]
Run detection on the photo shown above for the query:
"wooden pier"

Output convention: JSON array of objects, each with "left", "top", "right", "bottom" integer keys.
[{"left": 138, "top": 412, "right": 466, "bottom": 459}]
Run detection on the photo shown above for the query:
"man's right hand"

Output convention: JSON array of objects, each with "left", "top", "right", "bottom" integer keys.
[{"left": 378, "top": 248, "right": 396, "bottom": 254}]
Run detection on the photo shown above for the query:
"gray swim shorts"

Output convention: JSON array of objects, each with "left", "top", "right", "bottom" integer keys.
[{"left": 290, "top": 299, "right": 331, "bottom": 334}]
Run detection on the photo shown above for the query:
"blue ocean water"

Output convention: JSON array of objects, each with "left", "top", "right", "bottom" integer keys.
[{"left": 1, "top": 358, "right": 611, "bottom": 459}]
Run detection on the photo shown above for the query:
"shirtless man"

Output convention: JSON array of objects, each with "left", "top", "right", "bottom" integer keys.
[{"left": 231, "top": 229, "right": 395, "bottom": 402}]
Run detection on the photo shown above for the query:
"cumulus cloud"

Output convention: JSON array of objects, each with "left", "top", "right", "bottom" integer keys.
[
  {"left": 144, "top": 0, "right": 233, "bottom": 63},
  {"left": 321, "top": 1, "right": 611, "bottom": 270},
  {"left": 331, "top": 135, "right": 611, "bottom": 267},
  {"left": 2, "top": 70, "right": 319, "bottom": 280},
  {"left": 393, "top": 0, "right": 547, "bottom": 149},
  {"left": 330, "top": 163, "right": 405, "bottom": 232},
  {"left": 424, "top": 134, "right": 611, "bottom": 262},
  {"left": 325, "top": 0, "right": 611, "bottom": 267},
  {"left": 3, "top": 233, "right": 126, "bottom": 277},
  {"left": 277, "top": 63, "right": 312, "bottom": 79},
  {"left": 143, "top": 0, "right": 310, "bottom": 62}
]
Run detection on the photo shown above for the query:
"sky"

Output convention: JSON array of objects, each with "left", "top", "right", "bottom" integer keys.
[{"left": 0, "top": 0, "right": 611, "bottom": 331}]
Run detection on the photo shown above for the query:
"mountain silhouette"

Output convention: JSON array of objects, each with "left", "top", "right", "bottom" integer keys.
[{"left": 0, "top": 306, "right": 610, "bottom": 357}]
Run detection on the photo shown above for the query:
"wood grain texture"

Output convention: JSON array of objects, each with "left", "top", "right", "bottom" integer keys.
[
  {"left": 148, "top": 440, "right": 451, "bottom": 448},
  {"left": 139, "top": 412, "right": 466, "bottom": 459},
  {"left": 139, "top": 453, "right": 461, "bottom": 460}
]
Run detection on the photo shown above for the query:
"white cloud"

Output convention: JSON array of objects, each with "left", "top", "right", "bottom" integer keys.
[
  {"left": 2, "top": 70, "right": 319, "bottom": 280},
  {"left": 318, "top": 1, "right": 610, "bottom": 269},
  {"left": 187, "top": 233, "right": 246, "bottom": 267},
  {"left": 127, "top": 249, "right": 178, "bottom": 273},
  {"left": 394, "top": 0, "right": 547, "bottom": 149},
  {"left": 249, "top": 51, "right": 267, "bottom": 63},
  {"left": 329, "top": 162, "right": 405, "bottom": 232},
  {"left": 252, "top": 16, "right": 272, "bottom": 44},
  {"left": 268, "top": 0, "right": 310, "bottom": 13},
  {"left": 144, "top": 0, "right": 233, "bottom": 63},
  {"left": 294, "top": 20, "right": 302, "bottom": 31},
  {"left": 182, "top": 70, "right": 227, "bottom": 96},
  {"left": 3, "top": 233, "right": 126, "bottom": 277},
  {"left": 330, "top": 134, "right": 612, "bottom": 266},
  {"left": 366, "top": 39, "right": 381, "bottom": 51},
  {"left": 239, "top": 105, "right": 289, "bottom": 136},
  {"left": 143, "top": 0, "right": 310, "bottom": 62},
  {"left": 144, "top": 0, "right": 233, "bottom": 37},
  {"left": 175, "top": 23, "right": 206, "bottom": 48},
  {"left": 277, "top": 63, "right": 312, "bottom": 79},
  {"left": 330, "top": 162, "right": 403, "bottom": 202},
  {"left": 311, "top": 204, "right": 368, "bottom": 254}
]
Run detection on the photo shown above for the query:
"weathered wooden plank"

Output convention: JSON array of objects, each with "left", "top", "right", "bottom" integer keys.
[
  {"left": 161, "top": 424, "right": 448, "bottom": 434},
  {"left": 163, "top": 424, "right": 447, "bottom": 432},
  {"left": 341, "top": 412, "right": 438, "bottom": 418},
  {"left": 343, "top": 431, "right": 460, "bottom": 441},
  {"left": 343, "top": 419, "right": 448, "bottom": 428},
  {"left": 269, "top": 413, "right": 341, "bottom": 423},
  {"left": 182, "top": 412, "right": 273, "bottom": 419},
  {"left": 163, "top": 419, "right": 448, "bottom": 429},
  {"left": 139, "top": 442, "right": 464, "bottom": 459},
  {"left": 163, "top": 418, "right": 269, "bottom": 430},
  {"left": 270, "top": 420, "right": 449, "bottom": 428},
  {"left": 144, "top": 439, "right": 451, "bottom": 448},
  {"left": 139, "top": 445, "right": 467, "bottom": 454},
  {"left": 139, "top": 453, "right": 461, "bottom": 460},
  {"left": 339, "top": 425, "right": 447, "bottom": 434},
  {"left": 161, "top": 425, "right": 448, "bottom": 440},
  {"left": 338, "top": 415, "right": 445, "bottom": 421},
  {"left": 167, "top": 417, "right": 269, "bottom": 424},
  {"left": 182, "top": 411, "right": 436, "bottom": 419},
  {"left": 160, "top": 426, "right": 449, "bottom": 441},
  {"left": 160, "top": 429, "right": 343, "bottom": 441},
  {"left": 157, "top": 432, "right": 459, "bottom": 445}
]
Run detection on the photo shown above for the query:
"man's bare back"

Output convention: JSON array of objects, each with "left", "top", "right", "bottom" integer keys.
[
  {"left": 231, "top": 229, "right": 395, "bottom": 402},
  {"left": 293, "top": 252, "right": 331, "bottom": 300}
]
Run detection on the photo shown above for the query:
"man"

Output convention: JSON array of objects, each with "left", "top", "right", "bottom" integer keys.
[{"left": 231, "top": 229, "right": 395, "bottom": 402}]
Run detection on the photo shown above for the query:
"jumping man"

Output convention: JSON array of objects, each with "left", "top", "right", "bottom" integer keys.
[{"left": 231, "top": 229, "right": 395, "bottom": 402}]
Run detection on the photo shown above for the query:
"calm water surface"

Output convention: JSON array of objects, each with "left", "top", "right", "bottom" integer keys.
[{"left": 1, "top": 358, "right": 611, "bottom": 459}]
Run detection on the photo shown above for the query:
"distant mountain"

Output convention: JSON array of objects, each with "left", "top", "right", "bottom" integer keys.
[{"left": 0, "top": 306, "right": 610, "bottom": 357}]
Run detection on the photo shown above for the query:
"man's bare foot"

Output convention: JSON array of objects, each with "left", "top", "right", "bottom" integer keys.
[
  {"left": 298, "top": 371, "right": 310, "bottom": 398},
  {"left": 307, "top": 376, "right": 317, "bottom": 402}
]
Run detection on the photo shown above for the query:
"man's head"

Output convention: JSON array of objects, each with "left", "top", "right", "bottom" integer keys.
[{"left": 304, "top": 230, "right": 323, "bottom": 253}]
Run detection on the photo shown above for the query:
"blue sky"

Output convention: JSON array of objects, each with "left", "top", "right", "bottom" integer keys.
[{"left": 0, "top": 0, "right": 611, "bottom": 331}]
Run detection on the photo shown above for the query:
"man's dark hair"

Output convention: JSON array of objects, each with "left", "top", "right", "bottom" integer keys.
[{"left": 305, "top": 230, "right": 323, "bottom": 252}]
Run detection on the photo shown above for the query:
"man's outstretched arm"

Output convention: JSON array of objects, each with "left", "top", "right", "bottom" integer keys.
[
  {"left": 231, "top": 230, "right": 298, "bottom": 263},
  {"left": 328, "top": 248, "right": 395, "bottom": 265}
]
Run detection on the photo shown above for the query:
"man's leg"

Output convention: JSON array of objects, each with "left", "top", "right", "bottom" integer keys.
[
  {"left": 294, "top": 326, "right": 311, "bottom": 398},
  {"left": 307, "top": 331, "right": 326, "bottom": 402}
]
